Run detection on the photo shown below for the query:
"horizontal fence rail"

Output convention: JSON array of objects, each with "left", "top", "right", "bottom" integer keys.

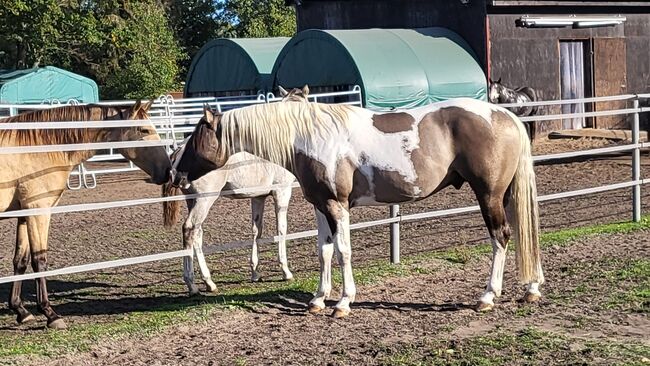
[
  {"left": 0, "top": 92, "right": 646, "bottom": 283},
  {"left": 1, "top": 88, "right": 364, "bottom": 189}
]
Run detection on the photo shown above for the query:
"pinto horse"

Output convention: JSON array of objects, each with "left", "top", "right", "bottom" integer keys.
[
  {"left": 162, "top": 86, "right": 309, "bottom": 293},
  {"left": 0, "top": 101, "right": 171, "bottom": 329},
  {"left": 171, "top": 98, "right": 543, "bottom": 318}
]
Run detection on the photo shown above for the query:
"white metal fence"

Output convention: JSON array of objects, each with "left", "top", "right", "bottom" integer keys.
[
  {"left": 0, "top": 92, "right": 647, "bottom": 285},
  {"left": 0, "top": 87, "right": 364, "bottom": 189}
]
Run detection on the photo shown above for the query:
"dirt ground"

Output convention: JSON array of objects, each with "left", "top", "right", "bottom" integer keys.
[
  {"left": 0, "top": 138, "right": 649, "bottom": 365},
  {"left": 41, "top": 226, "right": 650, "bottom": 366}
]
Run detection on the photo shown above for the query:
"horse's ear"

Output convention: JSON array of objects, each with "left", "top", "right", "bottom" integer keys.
[
  {"left": 129, "top": 100, "right": 143, "bottom": 119},
  {"left": 203, "top": 103, "right": 214, "bottom": 123},
  {"left": 278, "top": 85, "right": 288, "bottom": 97},
  {"left": 142, "top": 99, "right": 155, "bottom": 113},
  {"left": 302, "top": 85, "right": 310, "bottom": 96},
  {"left": 497, "top": 77, "right": 502, "bottom": 84},
  {"left": 488, "top": 77, "right": 493, "bottom": 83}
]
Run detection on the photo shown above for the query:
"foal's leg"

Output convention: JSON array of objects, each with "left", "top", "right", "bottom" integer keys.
[
  {"left": 273, "top": 186, "right": 293, "bottom": 281},
  {"left": 183, "top": 195, "right": 219, "bottom": 294},
  {"left": 475, "top": 193, "right": 511, "bottom": 312},
  {"left": 182, "top": 198, "right": 198, "bottom": 294},
  {"left": 26, "top": 214, "right": 66, "bottom": 329},
  {"left": 250, "top": 196, "right": 266, "bottom": 282},
  {"left": 9, "top": 218, "right": 35, "bottom": 324},
  {"left": 332, "top": 207, "right": 355, "bottom": 319},
  {"left": 308, "top": 209, "right": 335, "bottom": 314}
]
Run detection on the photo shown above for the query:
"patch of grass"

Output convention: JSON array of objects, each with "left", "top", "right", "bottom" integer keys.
[
  {"left": 514, "top": 304, "right": 536, "bottom": 317},
  {"left": 377, "top": 327, "right": 650, "bottom": 366},
  {"left": 541, "top": 216, "right": 650, "bottom": 247},
  {"left": 3, "top": 216, "right": 650, "bottom": 359},
  {"left": 605, "top": 260, "right": 650, "bottom": 313}
]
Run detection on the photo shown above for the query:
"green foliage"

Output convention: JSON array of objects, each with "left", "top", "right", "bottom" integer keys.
[
  {"left": 0, "top": 0, "right": 68, "bottom": 69},
  {"left": 0, "top": 0, "right": 298, "bottom": 97},
  {"left": 98, "top": 1, "right": 184, "bottom": 99},
  {"left": 217, "top": 0, "right": 296, "bottom": 38},
  {"left": 0, "top": 1, "right": 184, "bottom": 99},
  {"left": 163, "top": 0, "right": 229, "bottom": 76}
]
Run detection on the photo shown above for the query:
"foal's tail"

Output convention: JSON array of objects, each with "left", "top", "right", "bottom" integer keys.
[
  {"left": 162, "top": 182, "right": 182, "bottom": 228},
  {"left": 510, "top": 118, "right": 543, "bottom": 284}
]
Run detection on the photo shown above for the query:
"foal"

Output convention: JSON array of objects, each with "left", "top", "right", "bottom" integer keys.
[{"left": 162, "top": 87, "right": 308, "bottom": 293}]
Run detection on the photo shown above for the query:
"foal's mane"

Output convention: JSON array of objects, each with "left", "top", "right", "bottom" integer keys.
[{"left": 219, "top": 101, "right": 354, "bottom": 167}]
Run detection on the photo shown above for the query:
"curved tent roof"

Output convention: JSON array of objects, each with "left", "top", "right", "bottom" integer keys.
[
  {"left": 271, "top": 28, "right": 486, "bottom": 110},
  {"left": 184, "top": 37, "right": 290, "bottom": 97},
  {"left": 0, "top": 66, "right": 99, "bottom": 104}
]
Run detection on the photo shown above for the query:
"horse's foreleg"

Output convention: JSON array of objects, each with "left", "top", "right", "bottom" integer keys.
[
  {"left": 10, "top": 218, "right": 34, "bottom": 324},
  {"left": 308, "top": 209, "right": 334, "bottom": 314},
  {"left": 26, "top": 214, "right": 66, "bottom": 329},
  {"left": 332, "top": 207, "right": 355, "bottom": 319},
  {"left": 183, "top": 196, "right": 219, "bottom": 294},
  {"left": 273, "top": 187, "right": 293, "bottom": 281},
  {"left": 250, "top": 197, "right": 266, "bottom": 282}
]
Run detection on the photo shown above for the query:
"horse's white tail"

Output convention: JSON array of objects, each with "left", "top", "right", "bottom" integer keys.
[{"left": 510, "top": 119, "right": 543, "bottom": 284}]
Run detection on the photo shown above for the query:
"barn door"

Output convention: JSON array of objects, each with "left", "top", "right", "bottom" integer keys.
[
  {"left": 593, "top": 38, "right": 627, "bottom": 129},
  {"left": 560, "top": 41, "right": 586, "bottom": 130}
]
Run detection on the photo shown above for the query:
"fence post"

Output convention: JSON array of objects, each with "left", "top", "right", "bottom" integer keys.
[
  {"left": 389, "top": 204, "right": 400, "bottom": 264},
  {"left": 632, "top": 97, "right": 641, "bottom": 222}
]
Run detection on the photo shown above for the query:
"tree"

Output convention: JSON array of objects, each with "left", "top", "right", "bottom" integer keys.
[
  {"left": 97, "top": 1, "right": 185, "bottom": 99},
  {"left": 0, "top": 1, "right": 184, "bottom": 99},
  {"left": 217, "top": 0, "right": 295, "bottom": 38},
  {"left": 163, "top": 0, "right": 229, "bottom": 76},
  {"left": 0, "top": 0, "right": 68, "bottom": 69}
]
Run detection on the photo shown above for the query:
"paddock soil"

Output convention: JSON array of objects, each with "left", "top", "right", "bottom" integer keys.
[{"left": 0, "top": 138, "right": 649, "bottom": 365}]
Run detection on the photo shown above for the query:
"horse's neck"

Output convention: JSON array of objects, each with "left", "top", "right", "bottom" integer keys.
[{"left": 63, "top": 128, "right": 116, "bottom": 166}]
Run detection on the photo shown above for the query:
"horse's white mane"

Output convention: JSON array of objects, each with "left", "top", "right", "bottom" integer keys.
[{"left": 220, "top": 101, "right": 355, "bottom": 167}]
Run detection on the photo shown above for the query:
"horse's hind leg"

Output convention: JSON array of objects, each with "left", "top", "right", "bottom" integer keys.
[
  {"left": 26, "top": 214, "right": 66, "bottom": 329},
  {"left": 475, "top": 190, "right": 512, "bottom": 312},
  {"left": 9, "top": 218, "right": 35, "bottom": 324},
  {"left": 250, "top": 197, "right": 266, "bottom": 282},
  {"left": 273, "top": 187, "right": 293, "bottom": 281}
]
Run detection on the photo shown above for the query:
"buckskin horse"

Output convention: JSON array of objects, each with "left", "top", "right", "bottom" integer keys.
[
  {"left": 0, "top": 101, "right": 171, "bottom": 329},
  {"left": 171, "top": 97, "right": 543, "bottom": 318},
  {"left": 162, "top": 86, "right": 309, "bottom": 292}
]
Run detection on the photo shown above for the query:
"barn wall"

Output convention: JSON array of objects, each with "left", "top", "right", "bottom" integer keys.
[
  {"left": 489, "top": 13, "right": 650, "bottom": 134},
  {"left": 293, "top": 0, "right": 488, "bottom": 69}
]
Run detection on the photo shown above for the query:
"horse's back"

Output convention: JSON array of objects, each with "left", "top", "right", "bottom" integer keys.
[{"left": 216, "top": 152, "right": 294, "bottom": 199}]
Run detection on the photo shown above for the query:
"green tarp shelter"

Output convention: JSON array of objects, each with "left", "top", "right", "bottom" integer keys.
[
  {"left": 271, "top": 28, "right": 487, "bottom": 110},
  {"left": 0, "top": 66, "right": 99, "bottom": 104},
  {"left": 185, "top": 37, "right": 290, "bottom": 97}
]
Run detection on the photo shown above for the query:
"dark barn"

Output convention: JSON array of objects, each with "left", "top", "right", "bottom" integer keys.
[{"left": 286, "top": 0, "right": 650, "bottom": 135}]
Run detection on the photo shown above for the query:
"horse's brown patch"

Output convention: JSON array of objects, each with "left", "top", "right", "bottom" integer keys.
[
  {"left": 334, "top": 157, "right": 371, "bottom": 207},
  {"left": 372, "top": 168, "right": 419, "bottom": 203},
  {"left": 371, "top": 113, "right": 415, "bottom": 134},
  {"left": 293, "top": 152, "right": 338, "bottom": 232}
]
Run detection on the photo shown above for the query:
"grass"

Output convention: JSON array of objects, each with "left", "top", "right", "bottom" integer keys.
[
  {"left": 605, "top": 259, "right": 650, "bottom": 313},
  {"left": 378, "top": 327, "right": 650, "bottom": 366},
  {"left": 1, "top": 216, "right": 650, "bottom": 359}
]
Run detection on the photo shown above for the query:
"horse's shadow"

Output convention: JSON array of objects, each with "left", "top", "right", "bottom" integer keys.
[{"left": 0, "top": 278, "right": 472, "bottom": 329}]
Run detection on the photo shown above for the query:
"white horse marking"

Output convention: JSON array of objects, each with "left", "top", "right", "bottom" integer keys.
[{"left": 480, "top": 238, "right": 508, "bottom": 306}]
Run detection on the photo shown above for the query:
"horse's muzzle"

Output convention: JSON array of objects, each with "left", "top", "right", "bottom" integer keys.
[{"left": 169, "top": 168, "right": 190, "bottom": 189}]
